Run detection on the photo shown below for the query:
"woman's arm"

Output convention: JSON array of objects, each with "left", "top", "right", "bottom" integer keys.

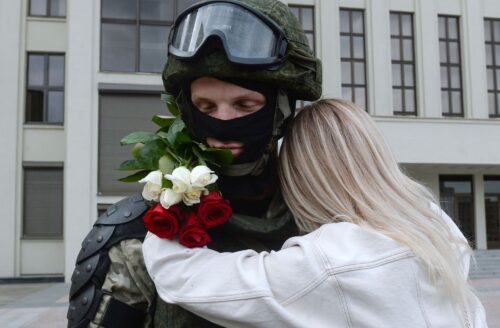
[{"left": 142, "top": 231, "right": 324, "bottom": 327}]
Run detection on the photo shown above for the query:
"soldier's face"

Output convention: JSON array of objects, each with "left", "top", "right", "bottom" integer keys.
[{"left": 190, "top": 77, "right": 267, "bottom": 157}]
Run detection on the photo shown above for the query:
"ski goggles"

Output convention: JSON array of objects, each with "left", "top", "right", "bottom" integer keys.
[{"left": 168, "top": 0, "right": 288, "bottom": 66}]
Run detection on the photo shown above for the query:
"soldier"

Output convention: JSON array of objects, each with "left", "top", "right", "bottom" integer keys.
[{"left": 67, "top": 0, "right": 321, "bottom": 327}]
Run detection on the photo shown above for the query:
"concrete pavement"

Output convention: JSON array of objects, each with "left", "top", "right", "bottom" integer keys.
[{"left": 0, "top": 280, "right": 498, "bottom": 327}]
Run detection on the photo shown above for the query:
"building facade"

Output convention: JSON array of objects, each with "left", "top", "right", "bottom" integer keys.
[{"left": 0, "top": 0, "right": 499, "bottom": 281}]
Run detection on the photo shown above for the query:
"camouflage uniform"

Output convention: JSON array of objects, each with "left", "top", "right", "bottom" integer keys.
[{"left": 67, "top": 1, "right": 321, "bottom": 327}]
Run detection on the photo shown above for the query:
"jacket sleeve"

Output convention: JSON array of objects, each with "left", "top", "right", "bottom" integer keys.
[{"left": 142, "top": 231, "right": 325, "bottom": 328}]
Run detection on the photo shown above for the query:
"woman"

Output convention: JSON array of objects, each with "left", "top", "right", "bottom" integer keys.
[{"left": 143, "top": 99, "right": 487, "bottom": 327}]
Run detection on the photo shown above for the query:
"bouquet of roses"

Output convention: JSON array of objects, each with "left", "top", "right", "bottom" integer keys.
[{"left": 118, "top": 94, "right": 233, "bottom": 247}]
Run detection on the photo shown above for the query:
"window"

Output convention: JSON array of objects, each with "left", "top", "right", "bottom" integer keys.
[
  {"left": 23, "top": 165, "right": 63, "bottom": 238},
  {"left": 439, "top": 16, "right": 463, "bottom": 117},
  {"left": 29, "top": 0, "right": 66, "bottom": 17},
  {"left": 100, "top": 0, "right": 198, "bottom": 73},
  {"left": 26, "top": 53, "right": 65, "bottom": 124},
  {"left": 439, "top": 175, "right": 475, "bottom": 246},
  {"left": 99, "top": 92, "right": 170, "bottom": 195},
  {"left": 339, "top": 9, "right": 367, "bottom": 110},
  {"left": 390, "top": 12, "right": 416, "bottom": 115},
  {"left": 485, "top": 176, "right": 500, "bottom": 249},
  {"left": 484, "top": 18, "right": 500, "bottom": 117}
]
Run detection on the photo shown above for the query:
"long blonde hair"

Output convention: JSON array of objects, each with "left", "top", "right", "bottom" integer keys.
[{"left": 279, "top": 99, "right": 472, "bottom": 305}]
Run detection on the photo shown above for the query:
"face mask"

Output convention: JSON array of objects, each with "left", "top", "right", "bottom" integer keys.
[{"left": 184, "top": 80, "right": 276, "bottom": 165}]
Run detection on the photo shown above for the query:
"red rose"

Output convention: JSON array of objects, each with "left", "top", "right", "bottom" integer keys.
[
  {"left": 197, "top": 191, "right": 232, "bottom": 228},
  {"left": 143, "top": 204, "right": 182, "bottom": 239},
  {"left": 179, "top": 212, "right": 211, "bottom": 247}
]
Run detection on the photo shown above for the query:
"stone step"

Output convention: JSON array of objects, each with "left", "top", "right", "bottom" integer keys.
[{"left": 469, "top": 250, "right": 500, "bottom": 279}]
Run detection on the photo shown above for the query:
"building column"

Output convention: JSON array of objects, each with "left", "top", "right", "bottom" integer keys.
[
  {"left": 474, "top": 173, "right": 487, "bottom": 249},
  {"left": 462, "top": 0, "right": 489, "bottom": 119},
  {"left": 366, "top": 0, "right": 393, "bottom": 116},
  {"left": 318, "top": 0, "right": 341, "bottom": 98},
  {"left": 0, "top": 0, "right": 22, "bottom": 277},
  {"left": 415, "top": 0, "right": 442, "bottom": 118},
  {"left": 64, "top": 0, "right": 96, "bottom": 281}
]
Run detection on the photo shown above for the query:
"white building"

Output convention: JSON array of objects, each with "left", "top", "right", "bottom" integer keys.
[{"left": 1, "top": 0, "right": 499, "bottom": 281}]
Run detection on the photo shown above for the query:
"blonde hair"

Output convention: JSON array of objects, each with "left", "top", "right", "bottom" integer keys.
[{"left": 279, "top": 99, "right": 472, "bottom": 309}]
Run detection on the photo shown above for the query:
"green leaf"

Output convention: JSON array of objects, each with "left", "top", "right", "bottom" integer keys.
[
  {"left": 131, "top": 143, "right": 144, "bottom": 158},
  {"left": 158, "top": 154, "right": 176, "bottom": 174},
  {"left": 118, "top": 170, "right": 150, "bottom": 183},
  {"left": 161, "top": 93, "right": 180, "bottom": 117},
  {"left": 152, "top": 115, "right": 176, "bottom": 128},
  {"left": 192, "top": 146, "right": 207, "bottom": 166},
  {"left": 120, "top": 132, "right": 159, "bottom": 145},
  {"left": 162, "top": 177, "right": 173, "bottom": 189},
  {"left": 137, "top": 139, "right": 167, "bottom": 170},
  {"left": 119, "top": 159, "right": 145, "bottom": 171},
  {"left": 203, "top": 147, "right": 233, "bottom": 167},
  {"left": 166, "top": 117, "right": 186, "bottom": 146},
  {"left": 173, "top": 131, "right": 192, "bottom": 151}
]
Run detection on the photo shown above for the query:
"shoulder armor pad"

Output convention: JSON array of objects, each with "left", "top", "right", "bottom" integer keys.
[
  {"left": 76, "top": 225, "right": 115, "bottom": 263},
  {"left": 97, "top": 193, "right": 148, "bottom": 226},
  {"left": 70, "top": 252, "right": 101, "bottom": 299},
  {"left": 67, "top": 284, "right": 100, "bottom": 328}
]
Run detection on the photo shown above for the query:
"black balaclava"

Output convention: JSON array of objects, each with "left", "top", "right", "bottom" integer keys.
[{"left": 182, "top": 78, "right": 278, "bottom": 216}]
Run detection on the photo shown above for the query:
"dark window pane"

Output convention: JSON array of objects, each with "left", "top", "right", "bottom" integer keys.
[
  {"left": 496, "top": 69, "right": 500, "bottom": 90},
  {"left": 306, "top": 33, "right": 314, "bottom": 50},
  {"left": 441, "top": 91, "right": 450, "bottom": 113},
  {"left": 439, "top": 41, "right": 447, "bottom": 64},
  {"left": 340, "top": 35, "right": 351, "bottom": 58},
  {"left": 494, "top": 21, "right": 500, "bottom": 41},
  {"left": 391, "top": 39, "right": 400, "bottom": 61},
  {"left": 50, "top": 0, "right": 66, "bottom": 17},
  {"left": 405, "top": 89, "right": 415, "bottom": 113},
  {"left": 26, "top": 90, "right": 44, "bottom": 122},
  {"left": 448, "top": 18, "right": 458, "bottom": 39},
  {"left": 450, "top": 67, "right": 461, "bottom": 88},
  {"left": 30, "top": 0, "right": 47, "bottom": 16},
  {"left": 341, "top": 62, "right": 351, "bottom": 84},
  {"left": 289, "top": 6, "right": 299, "bottom": 18},
  {"left": 439, "top": 16, "right": 446, "bottom": 39},
  {"left": 140, "top": 25, "right": 169, "bottom": 72},
  {"left": 393, "top": 89, "right": 402, "bottom": 111},
  {"left": 301, "top": 7, "right": 314, "bottom": 31},
  {"left": 102, "top": 0, "right": 136, "bottom": 19},
  {"left": 404, "top": 64, "right": 414, "bottom": 87},
  {"left": 485, "top": 177, "right": 500, "bottom": 248},
  {"left": 354, "top": 87, "right": 365, "bottom": 109},
  {"left": 392, "top": 64, "right": 401, "bottom": 86},
  {"left": 497, "top": 93, "right": 500, "bottom": 114},
  {"left": 353, "top": 36, "right": 364, "bottom": 59},
  {"left": 140, "top": 0, "right": 174, "bottom": 22},
  {"left": 451, "top": 91, "right": 461, "bottom": 114},
  {"left": 351, "top": 11, "right": 363, "bottom": 34},
  {"left": 340, "top": 10, "right": 350, "bottom": 33},
  {"left": 354, "top": 62, "right": 365, "bottom": 85},
  {"left": 48, "top": 56, "right": 64, "bottom": 87},
  {"left": 441, "top": 66, "right": 449, "bottom": 88},
  {"left": 390, "top": 13, "right": 399, "bottom": 36},
  {"left": 28, "top": 55, "right": 45, "bottom": 87},
  {"left": 495, "top": 45, "right": 500, "bottom": 65},
  {"left": 342, "top": 87, "right": 352, "bottom": 102},
  {"left": 101, "top": 23, "right": 136, "bottom": 72},
  {"left": 486, "top": 44, "right": 493, "bottom": 66},
  {"left": 485, "top": 20, "right": 491, "bottom": 42},
  {"left": 48, "top": 91, "right": 64, "bottom": 123},
  {"left": 489, "top": 92, "right": 496, "bottom": 115},
  {"left": 401, "top": 14, "right": 412, "bottom": 36},
  {"left": 23, "top": 167, "right": 63, "bottom": 237},
  {"left": 449, "top": 41, "right": 459, "bottom": 64},
  {"left": 402, "top": 39, "right": 413, "bottom": 61}
]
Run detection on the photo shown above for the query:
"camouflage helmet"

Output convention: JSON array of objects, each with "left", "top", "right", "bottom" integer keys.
[{"left": 162, "top": 0, "right": 322, "bottom": 100}]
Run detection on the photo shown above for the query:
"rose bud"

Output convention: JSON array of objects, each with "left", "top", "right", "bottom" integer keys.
[
  {"left": 143, "top": 203, "right": 182, "bottom": 239},
  {"left": 179, "top": 212, "right": 211, "bottom": 247},
  {"left": 197, "top": 191, "right": 232, "bottom": 228}
]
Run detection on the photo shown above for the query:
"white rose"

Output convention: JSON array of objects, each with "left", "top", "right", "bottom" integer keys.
[
  {"left": 165, "top": 166, "right": 191, "bottom": 194},
  {"left": 182, "top": 187, "right": 204, "bottom": 206},
  {"left": 160, "top": 188, "right": 182, "bottom": 209},
  {"left": 190, "top": 165, "right": 218, "bottom": 188},
  {"left": 139, "top": 170, "right": 163, "bottom": 201}
]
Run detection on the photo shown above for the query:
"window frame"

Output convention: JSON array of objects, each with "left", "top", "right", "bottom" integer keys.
[
  {"left": 390, "top": 11, "right": 417, "bottom": 116},
  {"left": 438, "top": 15, "right": 464, "bottom": 117},
  {"left": 339, "top": 8, "right": 368, "bottom": 111},
  {"left": 484, "top": 18, "right": 500, "bottom": 118},
  {"left": 288, "top": 5, "right": 316, "bottom": 54},
  {"left": 25, "top": 52, "right": 65, "bottom": 125},
  {"left": 28, "top": 0, "right": 66, "bottom": 18}
]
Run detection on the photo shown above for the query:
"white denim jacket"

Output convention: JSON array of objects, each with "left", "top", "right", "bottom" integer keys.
[{"left": 143, "top": 210, "right": 487, "bottom": 328}]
